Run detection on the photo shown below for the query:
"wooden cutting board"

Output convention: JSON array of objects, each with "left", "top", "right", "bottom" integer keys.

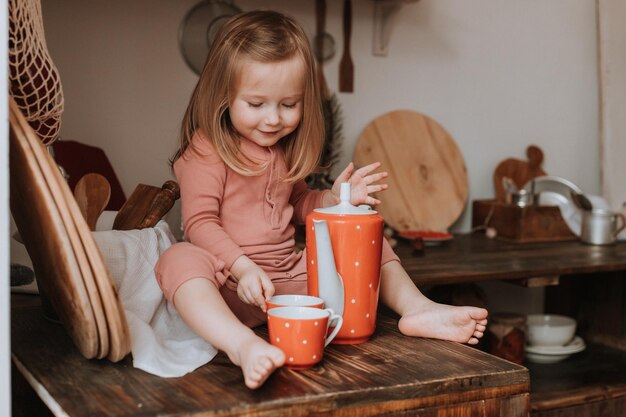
[
  {"left": 54, "top": 167, "right": 130, "bottom": 361},
  {"left": 354, "top": 110, "right": 468, "bottom": 232},
  {"left": 17, "top": 113, "right": 110, "bottom": 360},
  {"left": 9, "top": 99, "right": 99, "bottom": 359},
  {"left": 11, "top": 98, "right": 131, "bottom": 361},
  {"left": 492, "top": 145, "right": 547, "bottom": 202}
]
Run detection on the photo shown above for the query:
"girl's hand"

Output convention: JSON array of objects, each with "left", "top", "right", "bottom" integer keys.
[
  {"left": 231, "top": 256, "right": 275, "bottom": 312},
  {"left": 329, "top": 162, "right": 388, "bottom": 207}
]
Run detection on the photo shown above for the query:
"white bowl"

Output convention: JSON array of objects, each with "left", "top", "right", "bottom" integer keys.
[{"left": 526, "top": 314, "right": 577, "bottom": 347}]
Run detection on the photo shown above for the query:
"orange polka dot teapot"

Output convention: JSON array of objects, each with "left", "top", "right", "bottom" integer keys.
[{"left": 306, "top": 183, "right": 384, "bottom": 344}]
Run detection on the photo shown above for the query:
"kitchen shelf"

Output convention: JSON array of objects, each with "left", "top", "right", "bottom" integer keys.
[
  {"left": 373, "top": 0, "right": 420, "bottom": 56},
  {"left": 392, "top": 234, "right": 626, "bottom": 416},
  {"left": 528, "top": 343, "right": 626, "bottom": 415},
  {"left": 393, "top": 233, "right": 626, "bottom": 287}
]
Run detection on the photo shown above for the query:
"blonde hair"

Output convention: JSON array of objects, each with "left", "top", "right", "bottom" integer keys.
[{"left": 173, "top": 10, "right": 324, "bottom": 183}]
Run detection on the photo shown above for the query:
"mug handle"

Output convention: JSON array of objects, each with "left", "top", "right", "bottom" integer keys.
[
  {"left": 614, "top": 213, "right": 626, "bottom": 237},
  {"left": 323, "top": 308, "right": 343, "bottom": 347}
]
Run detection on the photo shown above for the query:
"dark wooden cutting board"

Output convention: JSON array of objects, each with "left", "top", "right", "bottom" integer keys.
[{"left": 493, "top": 145, "right": 547, "bottom": 202}]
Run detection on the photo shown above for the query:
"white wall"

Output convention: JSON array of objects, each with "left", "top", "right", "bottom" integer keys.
[
  {"left": 40, "top": 0, "right": 600, "bottom": 236},
  {"left": 598, "top": 0, "right": 626, "bottom": 213},
  {"left": 2, "top": 0, "right": 11, "bottom": 413}
]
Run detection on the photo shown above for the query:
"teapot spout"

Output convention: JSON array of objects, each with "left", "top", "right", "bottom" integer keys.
[{"left": 313, "top": 219, "right": 344, "bottom": 316}]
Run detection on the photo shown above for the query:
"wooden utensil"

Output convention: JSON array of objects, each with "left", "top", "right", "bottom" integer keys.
[
  {"left": 354, "top": 110, "right": 468, "bottom": 233},
  {"left": 493, "top": 145, "right": 547, "bottom": 202},
  {"left": 74, "top": 173, "right": 111, "bottom": 231},
  {"left": 9, "top": 98, "right": 100, "bottom": 359},
  {"left": 137, "top": 180, "right": 180, "bottom": 229},
  {"left": 338, "top": 0, "right": 354, "bottom": 92},
  {"left": 315, "top": 0, "right": 330, "bottom": 98},
  {"left": 112, "top": 184, "right": 163, "bottom": 230}
]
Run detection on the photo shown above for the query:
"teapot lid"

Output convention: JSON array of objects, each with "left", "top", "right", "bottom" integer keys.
[{"left": 314, "top": 183, "right": 378, "bottom": 215}]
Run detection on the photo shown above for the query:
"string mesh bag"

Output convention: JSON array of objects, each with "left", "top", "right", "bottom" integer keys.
[{"left": 9, "top": 0, "right": 64, "bottom": 145}]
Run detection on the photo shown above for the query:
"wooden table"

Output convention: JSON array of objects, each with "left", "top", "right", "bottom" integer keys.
[
  {"left": 11, "top": 293, "right": 529, "bottom": 417},
  {"left": 395, "top": 234, "right": 626, "bottom": 286}
]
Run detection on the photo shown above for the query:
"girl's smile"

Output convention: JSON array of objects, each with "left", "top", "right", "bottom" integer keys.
[{"left": 230, "top": 56, "right": 305, "bottom": 147}]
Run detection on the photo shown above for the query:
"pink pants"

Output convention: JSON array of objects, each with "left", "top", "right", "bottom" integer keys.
[{"left": 154, "top": 242, "right": 307, "bottom": 328}]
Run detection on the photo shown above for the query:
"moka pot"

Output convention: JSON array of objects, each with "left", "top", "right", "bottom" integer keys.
[{"left": 305, "top": 183, "right": 384, "bottom": 344}]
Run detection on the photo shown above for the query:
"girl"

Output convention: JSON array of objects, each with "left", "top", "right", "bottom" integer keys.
[{"left": 156, "top": 10, "right": 488, "bottom": 390}]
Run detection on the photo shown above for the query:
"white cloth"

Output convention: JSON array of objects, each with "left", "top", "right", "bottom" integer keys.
[{"left": 93, "top": 212, "right": 217, "bottom": 377}]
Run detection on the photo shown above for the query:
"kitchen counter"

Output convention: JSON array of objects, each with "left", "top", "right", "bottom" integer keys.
[
  {"left": 16, "top": 234, "right": 626, "bottom": 416},
  {"left": 11, "top": 293, "right": 529, "bottom": 417}
]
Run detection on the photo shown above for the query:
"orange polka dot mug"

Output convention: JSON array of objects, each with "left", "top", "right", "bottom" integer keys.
[
  {"left": 266, "top": 295, "right": 325, "bottom": 311},
  {"left": 267, "top": 306, "right": 343, "bottom": 369}
]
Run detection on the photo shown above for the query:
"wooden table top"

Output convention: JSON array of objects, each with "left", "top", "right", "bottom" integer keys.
[
  {"left": 12, "top": 296, "right": 528, "bottom": 417},
  {"left": 395, "top": 234, "right": 626, "bottom": 286}
]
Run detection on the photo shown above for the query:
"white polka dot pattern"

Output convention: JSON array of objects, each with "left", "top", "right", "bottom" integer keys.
[{"left": 304, "top": 212, "right": 383, "bottom": 344}]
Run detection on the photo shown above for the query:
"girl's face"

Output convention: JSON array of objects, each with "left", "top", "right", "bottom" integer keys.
[{"left": 230, "top": 56, "right": 305, "bottom": 148}]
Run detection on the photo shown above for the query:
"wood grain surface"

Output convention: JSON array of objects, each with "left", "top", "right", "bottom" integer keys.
[
  {"left": 74, "top": 173, "right": 111, "bottom": 231},
  {"left": 112, "top": 184, "right": 162, "bottom": 230},
  {"left": 392, "top": 234, "right": 626, "bottom": 287},
  {"left": 11, "top": 98, "right": 130, "bottom": 361},
  {"left": 9, "top": 100, "right": 100, "bottom": 359},
  {"left": 51, "top": 152, "right": 130, "bottom": 361},
  {"left": 338, "top": 0, "right": 354, "bottom": 93},
  {"left": 11, "top": 303, "right": 529, "bottom": 417},
  {"left": 472, "top": 200, "right": 577, "bottom": 242},
  {"left": 18, "top": 107, "right": 112, "bottom": 360},
  {"left": 354, "top": 110, "right": 468, "bottom": 233},
  {"left": 137, "top": 180, "right": 180, "bottom": 229}
]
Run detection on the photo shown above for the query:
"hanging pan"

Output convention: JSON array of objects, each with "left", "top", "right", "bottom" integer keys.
[{"left": 178, "top": 0, "right": 242, "bottom": 75}]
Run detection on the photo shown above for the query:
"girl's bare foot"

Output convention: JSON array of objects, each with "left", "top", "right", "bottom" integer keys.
[
  {"left": 228, "top": 333, "right": 285, "bottom": 389},
  {"left": 398, "top": 301, "right": 488, "bottom": 345}
]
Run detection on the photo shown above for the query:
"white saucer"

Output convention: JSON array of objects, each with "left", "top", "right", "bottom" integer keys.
[{"left": 525, "top": 336, "right": 586, "bottom": 364}]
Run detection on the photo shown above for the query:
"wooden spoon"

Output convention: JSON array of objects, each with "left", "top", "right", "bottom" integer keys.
[
  {"left": 338, "top": 0, "right": 354, "bottom": 92},
  {"left": 74, "top": 173, "right": 111, "bottom": 231}
]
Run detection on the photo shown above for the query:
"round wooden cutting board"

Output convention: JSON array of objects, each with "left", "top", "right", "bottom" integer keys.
[{"left": 354, "top": 110, "right": 468, "bottom": 233}]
